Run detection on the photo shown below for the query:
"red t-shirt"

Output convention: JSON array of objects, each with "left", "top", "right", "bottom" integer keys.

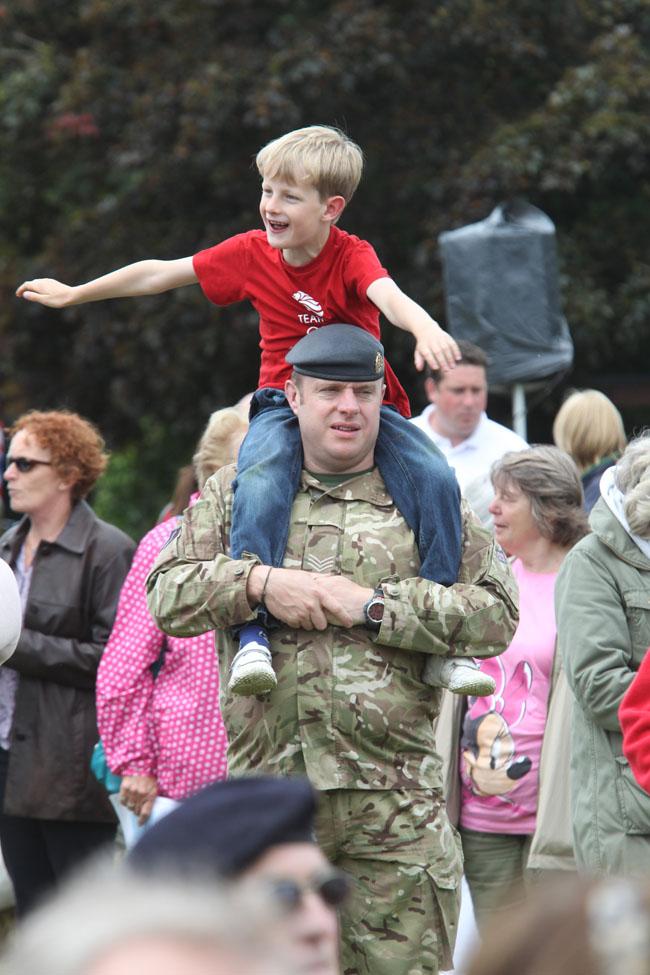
[{"left": 193, "top": 226, "right": 410, "bottom": 416}]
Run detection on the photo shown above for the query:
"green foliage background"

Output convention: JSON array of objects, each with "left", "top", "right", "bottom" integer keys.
[{"left": 2, "top": 0, "right": 650, "bottom": 537}]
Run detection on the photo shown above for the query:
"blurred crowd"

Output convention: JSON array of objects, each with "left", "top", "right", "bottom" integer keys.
[{"left": 1, "top": 342, "right": 649, "bottom": 975}]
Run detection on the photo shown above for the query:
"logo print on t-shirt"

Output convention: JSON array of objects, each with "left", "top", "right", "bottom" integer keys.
[{"left": 292, "top": 291, "right": 324, "bottom": 326}]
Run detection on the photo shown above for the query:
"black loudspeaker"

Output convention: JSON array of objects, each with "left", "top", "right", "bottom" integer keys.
[{"left": 438, "top": 200, "right": 573, "bottom": 385}]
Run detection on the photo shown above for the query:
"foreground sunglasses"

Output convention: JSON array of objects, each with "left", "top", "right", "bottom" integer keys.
[
  {"left": 6, "top": 456, "right": 53, "bottom": 474},
  {"left": 269, "top": 869, "right": 351, "bottom": 912}
]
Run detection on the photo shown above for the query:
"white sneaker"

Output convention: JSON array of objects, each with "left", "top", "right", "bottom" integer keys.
[
  {"left": 423, "top": 657, "right": 496, "bottom": 697},
  {"left": 228, "top": 644, "right": 277, "bottom": 696}
]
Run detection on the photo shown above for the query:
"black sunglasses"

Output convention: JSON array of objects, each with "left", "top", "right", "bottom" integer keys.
[
  {"left": 5, "top": 456, "right": 53, "bottom": 474},
  {"left": 269, "top": 869, "right": 351, "bottom": 912}
]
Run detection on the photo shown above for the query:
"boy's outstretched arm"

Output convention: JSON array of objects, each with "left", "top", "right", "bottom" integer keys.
[
  {"left": 16, "top": 257, "right": 198, "bottom": 309},
  {"left": 366, "top": 277, "right": 459, "bottom": 372}
]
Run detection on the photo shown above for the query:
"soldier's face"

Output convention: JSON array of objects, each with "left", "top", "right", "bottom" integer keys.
[{"left": 285, "top": 376, "right": 384, "bottom": 474}]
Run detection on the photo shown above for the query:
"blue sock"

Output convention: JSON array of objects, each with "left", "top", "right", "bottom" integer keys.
[{"left": 238, "top": 622, "right": 270, "bottom": 651}]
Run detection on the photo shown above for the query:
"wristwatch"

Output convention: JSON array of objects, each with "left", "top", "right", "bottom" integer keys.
[{"left": 363, "top": 586, "right": 385, "bottom": 632}]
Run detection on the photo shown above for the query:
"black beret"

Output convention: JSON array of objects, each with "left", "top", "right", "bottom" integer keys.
[
  {"left": 286, "top": 323, "right": 385, "bottom": 382},
  {"left": 129, "top": 776, "right": 317, "bottom": 878}
]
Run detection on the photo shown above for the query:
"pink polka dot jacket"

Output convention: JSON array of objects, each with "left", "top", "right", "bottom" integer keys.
[{"left": 96, "top": 511, "right": 228, "bottom": 799}]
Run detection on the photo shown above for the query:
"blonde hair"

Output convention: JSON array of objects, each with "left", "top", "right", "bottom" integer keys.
[
  {"left": 614, "top": 431, "right": 650, "bottom": 538},
  {"left": 256, "top": 125, "right": 363, "bottom": 202},
  {"left": 553, "top": 390, "right": 626, "bottom": 471},
  {"left": 491, "top": 445, "right": 589, "bottom": 548},
  {"left": 192, "top": 408, "right": 248, "bottom": 490}
]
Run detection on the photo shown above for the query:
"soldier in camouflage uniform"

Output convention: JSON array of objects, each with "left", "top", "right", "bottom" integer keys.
[{"left": 147, "top": 326, "right": 518, "bottom": 975}]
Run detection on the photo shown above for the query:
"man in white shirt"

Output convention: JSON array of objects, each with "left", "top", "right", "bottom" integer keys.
[{"left": 411, "top": 340, "right": 527, "bottom": 496}]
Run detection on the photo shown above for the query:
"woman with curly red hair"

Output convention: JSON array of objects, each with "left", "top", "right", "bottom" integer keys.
[{"left": 0, "top": 410, "right": 134, "bottom": 915}]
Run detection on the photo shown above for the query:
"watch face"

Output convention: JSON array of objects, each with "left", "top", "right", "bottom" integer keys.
[{"left": 367, "top": 599, "right": 384, "bottom": 622}]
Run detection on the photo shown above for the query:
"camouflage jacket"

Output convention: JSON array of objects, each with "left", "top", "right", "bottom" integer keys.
[{"left": 147, "top": 466, "right": 518, "bottom": 791}]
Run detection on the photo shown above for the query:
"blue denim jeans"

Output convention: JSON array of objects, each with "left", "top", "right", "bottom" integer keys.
[{"left": 231, "top": 388, "right": 462, "bottom": 586}]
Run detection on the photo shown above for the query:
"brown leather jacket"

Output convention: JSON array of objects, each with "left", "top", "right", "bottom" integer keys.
[{"left": 0, "top": 501, "right": 134, "bottom": 821}]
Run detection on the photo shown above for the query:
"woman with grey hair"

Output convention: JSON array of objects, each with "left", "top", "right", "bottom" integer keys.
[
  {"left": 556, "top": 431, "right": 650, "bottom": 876},
  {"left": 438, "top": 446, "right": 589, "bottom": 932}
]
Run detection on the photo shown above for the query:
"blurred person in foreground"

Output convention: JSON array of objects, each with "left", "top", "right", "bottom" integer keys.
[
  {"left": 553, "top": 388, "right": 627, "bottom": 513},
  {"left": 436, "top": 447, "right": 589, "bottom": 931},
  {"left": 0, "top": 562, "right": 20, "bottom": 666},
  {"left": 96, "top": 408, "right": 248, "bottom": 826},
  {"left": 129, "top": 776, "right": 344, "bottom": 975},
  {"left": 0, "top": 411, "right": 134, "bottom": 915},
  {"left": 557, "top": 431, "right": 650, "bottom": 876},
  {"left": 0, "top": 858, "right": 291, "bottom": 975},
  {"left": 147, "top": 326, "right": 518, "bottom": 975},
  {"left": 465, "top": 874, "right": 650, "bottom": 975}
]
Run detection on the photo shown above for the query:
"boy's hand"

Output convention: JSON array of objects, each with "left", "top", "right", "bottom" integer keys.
[
  {"left": 16, "top": 278, "right": 75, "bottom": 308},
  {"left": 365, "top": 278, "right": 461, "bottom": 372},
  {"left": 413, "top": 322, "right": 460, "bottom": 373}
]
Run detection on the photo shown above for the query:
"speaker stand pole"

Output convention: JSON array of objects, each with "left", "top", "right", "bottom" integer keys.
[{"left": 512, "top": 383, "right": 527, "bottom": 440}]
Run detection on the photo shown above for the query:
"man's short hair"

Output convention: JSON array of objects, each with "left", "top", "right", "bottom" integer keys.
[
  {"left": 427, "top": 339, "right": 489, "bottom": 384},
  {"left": 256, "top": 125, "right": 364, "bottom": 203}
]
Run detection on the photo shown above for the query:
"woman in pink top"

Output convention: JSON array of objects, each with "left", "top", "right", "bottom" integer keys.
[
  {"left": 458, "top": 447, "right": 589, "bottom": 929},
  {"left": 96, "top": 408, "right": 248, "bottom": 823}
]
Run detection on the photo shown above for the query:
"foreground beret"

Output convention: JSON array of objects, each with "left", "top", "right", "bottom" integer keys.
[
  {"left": 286, "top": 323, "right": 385, "bottom": 381},
  {"left": 129, "top": 776, "right": 317, "bottom": 877}
]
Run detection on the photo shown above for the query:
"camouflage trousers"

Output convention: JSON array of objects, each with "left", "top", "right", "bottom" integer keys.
[{"left": 315, "top": 788, "right": 463, "bottom": 975}]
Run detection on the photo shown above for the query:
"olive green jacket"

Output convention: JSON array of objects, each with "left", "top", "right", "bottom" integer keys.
[
  {"left": 147, "top": 466, "right": 519, "bottom": 792},
  {"left": 556, "top": 498, "right": 650, "bottom": 876}
]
